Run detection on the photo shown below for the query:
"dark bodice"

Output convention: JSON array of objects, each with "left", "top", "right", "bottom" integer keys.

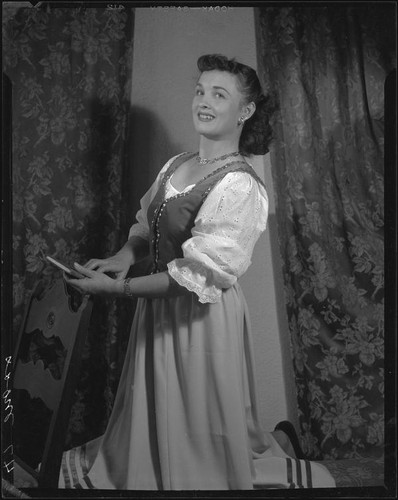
[{"left": 146, "top": 152, "right": 266, "bottom": 274}]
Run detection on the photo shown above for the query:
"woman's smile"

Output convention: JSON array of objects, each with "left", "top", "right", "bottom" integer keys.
[
  {"left": 192, "top": 69, "right": 243, "bottom": 140},
  {"left": 197, "top": 111, "right": 215, "bottom": 122}
]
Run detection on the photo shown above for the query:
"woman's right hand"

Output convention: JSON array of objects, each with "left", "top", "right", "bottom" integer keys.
[{"left": 84, "top": 250, "right": 133, "bottom": 280}]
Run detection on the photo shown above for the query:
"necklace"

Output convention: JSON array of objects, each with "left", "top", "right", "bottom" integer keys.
[{"left": 196, "top": 151, "right": 240, "bottom": 165}]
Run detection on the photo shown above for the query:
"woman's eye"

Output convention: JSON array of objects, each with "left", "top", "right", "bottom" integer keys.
[
  {"left": 215, "top": 92, "right": 225, "bottom": 99},
  {"left": 195, "top": 89, "right": 203, "bottom": 96}
]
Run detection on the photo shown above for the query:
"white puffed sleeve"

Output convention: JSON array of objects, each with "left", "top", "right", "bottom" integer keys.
[
  {"left": 167, "top": 171, "right": 268, "bottom": 303},
  {"left": 128, "top": 155, "right": 182, "bottom": 240}
]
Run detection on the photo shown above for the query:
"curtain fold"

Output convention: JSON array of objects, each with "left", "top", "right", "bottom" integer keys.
[
  {"left": 255, "top": 5, "right": 395, "bottom": 460},
  {"left": 3, "top": 5, "right": 135, "bottom": 448}
]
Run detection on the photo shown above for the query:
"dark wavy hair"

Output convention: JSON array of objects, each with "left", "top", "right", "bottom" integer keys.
[{"left": 197, "top": 54, "right": 276, "bottom": 156}]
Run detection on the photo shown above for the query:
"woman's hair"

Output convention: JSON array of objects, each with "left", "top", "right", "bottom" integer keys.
[{"left": 197, "top": 54, "right": 276, "bottom": 156}]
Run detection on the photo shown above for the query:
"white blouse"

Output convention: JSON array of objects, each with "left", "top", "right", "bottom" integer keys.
[{"left": 129, "top": 155, "right": 269, "bottom": 303}]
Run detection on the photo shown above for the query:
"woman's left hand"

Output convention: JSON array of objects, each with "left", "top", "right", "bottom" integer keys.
[{"left": 64, "top": 263, "right": 122, "bottom": 297}]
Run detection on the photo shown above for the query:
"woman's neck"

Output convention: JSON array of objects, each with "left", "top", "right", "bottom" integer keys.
[{"left": 198, "top": 138, "right": 240, "bottom": 161}]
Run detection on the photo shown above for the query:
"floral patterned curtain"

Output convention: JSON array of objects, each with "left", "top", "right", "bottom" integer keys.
[
  {"left": 255, "top": 5, "right": 395, "bottom": 460},
  {"left": 3, "top": 5, "right": 135, "bottom": 448}
]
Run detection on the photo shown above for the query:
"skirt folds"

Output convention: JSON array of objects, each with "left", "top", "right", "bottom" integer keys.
[{"left": 59, "top": 284, "right": 335, "bottom": 490}]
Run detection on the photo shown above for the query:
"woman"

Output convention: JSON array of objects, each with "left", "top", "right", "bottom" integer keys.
[{"left": 61, "top": 54, "right": 335, "bottom": 490}]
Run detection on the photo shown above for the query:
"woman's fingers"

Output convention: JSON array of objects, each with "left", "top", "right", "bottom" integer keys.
[
  {"left": 74, "top": 262, "right": 95, "bottom": 277},
  {"left": 63, "top": 272, "right": 87, "bottom": 294},
  {"left": 63, "top": 264, "right": 94, "bottom": 289},
  {"left": 84, "top": 258, "right": 123, "bottom": 275},
  {"left": 95, "top": 263, "right": 114, "bottom": 273},
  {"left": 84, "top": 258, "right": 106, "bottom": 270}
]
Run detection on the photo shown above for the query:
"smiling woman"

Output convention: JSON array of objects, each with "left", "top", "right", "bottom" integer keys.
[
  {"left": 58, "top": 54, "right": 336, "bottom": 490},
  {"left": 193, "top": 71, "right": 251, "bottom": 142},
  {"left": 195, "top": 54, "right": 273, "bottom": 156}
]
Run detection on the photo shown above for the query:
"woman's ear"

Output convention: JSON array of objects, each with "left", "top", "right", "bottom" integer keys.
[{"left": 242, "top": 101, "right": 256, "bottom": 121}]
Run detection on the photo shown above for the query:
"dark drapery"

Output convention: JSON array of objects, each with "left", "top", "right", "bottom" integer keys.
[
  {"left": 255, "top": 5, "right": 395, "bottom": 460},
  {"left": 3, "top": 5, "right": 135, "bottom": 448}
]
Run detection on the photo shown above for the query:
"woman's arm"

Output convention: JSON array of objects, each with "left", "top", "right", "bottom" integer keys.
[
  {"left": 167, "top": 171, "right": 269, "bottom": 304},
  {"left": 65, "top": 264, "right": 193, "bottom": 299},
  {"left": 118, "top": 271, "right": 193, "bottom": 299},
  {"left": 84, "top": 236, "right": 149, "bottom": 278},
  {"left": 118, "top": 235, "right": 150, "bottom": 263},
  {"left": 85, "top": 157, "right": 178, "bottom": 278}
]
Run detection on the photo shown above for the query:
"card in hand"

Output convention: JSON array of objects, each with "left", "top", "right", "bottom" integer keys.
[{"left": 46, "top": 256, "right": 85, "bottom": 279}]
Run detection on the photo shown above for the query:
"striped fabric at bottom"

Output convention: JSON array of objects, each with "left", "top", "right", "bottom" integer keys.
[
  {"left": 286, "top": 458, "right": 313, "bottom": 488},
  {"left": 60, "top": 448, "right": 316, "bottom": 490},
  {"left": 61, "top": 445, "right": 95, "bottom": 489}
]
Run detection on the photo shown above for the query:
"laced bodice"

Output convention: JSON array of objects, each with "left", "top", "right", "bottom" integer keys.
[{"left": 129, "top": 153, "right": 269, "bottom": 303}]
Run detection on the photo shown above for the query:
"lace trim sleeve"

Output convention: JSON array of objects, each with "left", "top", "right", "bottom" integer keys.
[
  {"left": 166, "top": 171, "right": 268, "bottom": 302},
  {"left": 167, "top": 260, "right": 222, "bottom": 304}
]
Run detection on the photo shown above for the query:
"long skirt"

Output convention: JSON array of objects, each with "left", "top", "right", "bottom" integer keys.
[{"left": 59, "top": 284, "right": 335, "bottom": 490}]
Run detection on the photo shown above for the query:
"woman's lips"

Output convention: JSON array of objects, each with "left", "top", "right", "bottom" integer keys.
[{"left": 198, "top": 112, "right": 215, "bottom": 121}]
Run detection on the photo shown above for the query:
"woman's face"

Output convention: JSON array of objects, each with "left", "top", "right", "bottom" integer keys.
[{"left": 192, "top": 70, "right": 245, "bottom": 142}]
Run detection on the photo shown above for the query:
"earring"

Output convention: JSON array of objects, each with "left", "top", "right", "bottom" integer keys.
[{"left": 238, "top": 117, "right": 245, "bottom": 126}]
